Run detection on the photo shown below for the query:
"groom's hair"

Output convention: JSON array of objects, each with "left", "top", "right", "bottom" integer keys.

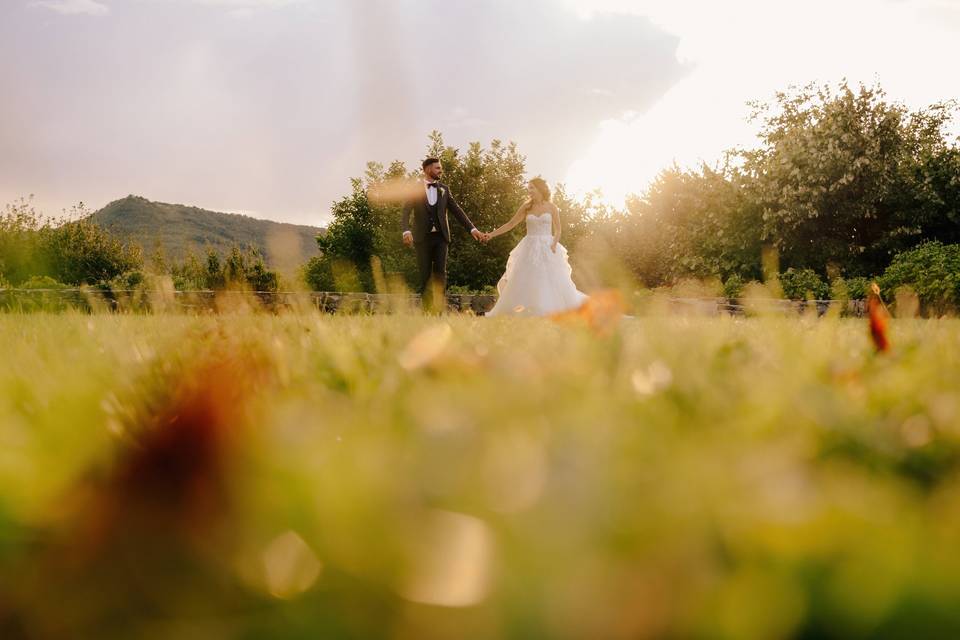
[{"left": 422, "top": 157, "right": 440, "bottom": 170}]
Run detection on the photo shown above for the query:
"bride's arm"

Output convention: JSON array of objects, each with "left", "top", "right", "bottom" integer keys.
[
  {"left": 551, "top": 205, "right": 562, "bottom": 247},
  {"left": 487, "top": 201, "right": 530, "bottom": 240}
]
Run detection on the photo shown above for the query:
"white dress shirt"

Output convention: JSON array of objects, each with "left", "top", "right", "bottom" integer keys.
[{"left": 426, "top": 182, "right": 439, "bottom": 231}]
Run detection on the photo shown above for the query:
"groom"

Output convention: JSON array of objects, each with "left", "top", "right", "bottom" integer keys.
[{"left": 402, "top": 157, "right": 484, "bottom": 311}]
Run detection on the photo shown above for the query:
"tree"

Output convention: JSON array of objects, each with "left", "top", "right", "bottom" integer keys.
[
  {"left": 741, "top": 80, "right": 960, "bottom": 276},
  {"left": 609, "top": 81, "right": 959, "bottom": 288},
  {"left": 0, "top": 198, "right": 48, "bottom": 284},
  {"left": 430, "top": 133, "right": 528, "bottom": 291},
  {"left": 303, "top": 83, "right": 960, "bottom": 295},
  {"left": 167, "top": 245, "right": 279, "bottom": 292},
  {"left": 621, "top": 161, "right": 762, "bottom": 287},
  {"left": 305, "top": 132, "right": 531, "bottom": 293}
]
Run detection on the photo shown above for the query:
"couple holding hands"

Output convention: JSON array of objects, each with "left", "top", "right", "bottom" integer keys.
[{"left": 402, "top": 157, "right": 587, "bottom": 317}]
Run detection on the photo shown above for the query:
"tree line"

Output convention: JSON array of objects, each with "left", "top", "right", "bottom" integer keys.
[
  {"left": 306, "top": 81, "right": 960, "bottom": 309},
  {"left": 3, "top": 80, "right": 959, "bottom": 309}
]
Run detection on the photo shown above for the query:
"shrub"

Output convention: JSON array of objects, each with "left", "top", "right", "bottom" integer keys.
[
  {"left": 167, "top": 246, "right": 279, "bottom": 292},
  {"left": 723, "top": 274, "right": 747, "bottom": 299},
  {"left": 19, "top": 275, "right": 69, "bottom": 290},
  {"left": 302, "top": 255, "right": 334, "bottom": 292},
  {"left": 302, "top": 256, "right": 365, "bottom": 292},
  {"left": 845, "top": 276, "right": 871, "bottom": 300},
  {"left": 99, "top": 271, "right": 146, "bottom": 292},
  {"left": 3, "top": 276, "right": 73, "bottom": 312},
  {"left": 830, "top": 275, "right": 872, "bottom": 302},
  {"left": 447, "top": 284, "right": 498, "bottom": 296},
  {"left": 779, "top": 268, "right": 829, "bottom": 300},
  {"left": 879, "top": 242, "right": 960, "bottom": 313}
]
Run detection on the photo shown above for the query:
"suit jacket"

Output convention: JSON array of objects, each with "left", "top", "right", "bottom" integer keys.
[{"left": 402, "top": 181, "right": 475, "bottom": 243}]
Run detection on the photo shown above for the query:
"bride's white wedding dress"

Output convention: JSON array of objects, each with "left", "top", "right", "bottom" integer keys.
[{"left": 486, "top": 212, "right": 588, "bottom": 317}]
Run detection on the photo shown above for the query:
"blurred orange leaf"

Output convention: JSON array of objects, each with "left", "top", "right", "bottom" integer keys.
[
  {"left": 549, "top": 290, "right": 626, "bottom": 335},
  {"left": 868, "top": 283, "right": 890, "bottom": 353}
]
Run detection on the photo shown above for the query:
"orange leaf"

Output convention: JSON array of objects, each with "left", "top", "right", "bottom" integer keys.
[
  {"left": 868, "top": 283, "right": 890, "bottom": 353},
  {"left": 550, "top": 290, "right": 626, "bottom": 335}
]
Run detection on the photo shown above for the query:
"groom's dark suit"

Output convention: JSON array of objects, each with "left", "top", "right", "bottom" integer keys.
[{"left": 402, "top": 181, "right": 477, "bottom": 300}]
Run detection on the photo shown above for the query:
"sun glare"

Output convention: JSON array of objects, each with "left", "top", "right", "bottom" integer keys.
[{"left": 562, "top": 0, "right": 960, "bottom": 207}]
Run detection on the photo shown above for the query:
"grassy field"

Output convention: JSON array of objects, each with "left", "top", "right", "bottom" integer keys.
[{"left": 2, "top": 312, "right": 960, "bottom": 639}]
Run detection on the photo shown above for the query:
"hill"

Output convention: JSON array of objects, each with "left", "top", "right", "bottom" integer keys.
[{"left": 89, "top": 195, "right": 325, "bottom": 266}]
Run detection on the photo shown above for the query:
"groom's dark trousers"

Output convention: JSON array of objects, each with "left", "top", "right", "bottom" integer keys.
[{"left": 417, "top": 230, "right": 448, "bottom": 307}]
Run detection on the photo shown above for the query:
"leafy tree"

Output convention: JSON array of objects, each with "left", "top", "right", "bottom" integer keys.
[
  {"left": 0, "top": 198, "right": 48, "bottom": 284},
  {"left": 206, "top": 249, "right": 226, "bottom": 290},
  {"left": 301, "top": 255, "right": 334, "bottom": 292},
  {"left": 305, "top": 132, "right": 531, "bottom": 293},
  {"left": 44, "top": 207, "right": 142, "bottom": 285},
  {"left": 171, "top": 250, "right": 207, "bottom": 291},
  {"left": 310, "top": 178, "right": 378, "bottom": 292},
  {"left": 166, "top": 245, "right": 279, "bottom": 292},
  {"left": 607, "top": 81, "right": 959, "bottom": 289},
  {"left": 430, "top": 133, "right": 528, "bottom": 291},
  {"left": 741, "top": 81, "right": 960, "bottom": 276},
  {"left": 622, "top": 161, "right": 762, "bottom": 287},
  {"left": 304, "top": 83, "right": 960, "bottom": 296},
  {"left": 244, "top": 253, "right": 280, "bottom": 292}
]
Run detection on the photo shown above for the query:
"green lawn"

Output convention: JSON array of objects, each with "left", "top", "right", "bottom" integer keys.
[{"left": 2, "top": 313, "right": 960, "bottom": 639}]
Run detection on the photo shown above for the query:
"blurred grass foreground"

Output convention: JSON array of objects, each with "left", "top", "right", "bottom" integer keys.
[{"left": 3, "top": 313, "right": 960, "bottom": 639}]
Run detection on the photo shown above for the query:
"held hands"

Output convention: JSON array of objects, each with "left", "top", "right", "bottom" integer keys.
[
  {"left": 404, "top": 230, "right": 490, "bottom": 246},
  {"left": 473, "top": 229, "right": 494, "bottom": 244}
]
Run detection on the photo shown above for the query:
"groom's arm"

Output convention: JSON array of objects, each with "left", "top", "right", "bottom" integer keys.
[
  {"left": 447, "top": 193, "right": 478, "bottom": 235},
  {"left": 401, "top": 198, "right": 414, "bottom": 245}
]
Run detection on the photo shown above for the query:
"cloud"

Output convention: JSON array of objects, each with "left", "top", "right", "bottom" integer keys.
[
  {"left": 337, "top": 0, "right": 688, "bottom": 192},
  {"left": 193, "top": 0, "right": 301, "bottom": 4},
  {"left": 29, "top": 0, "right": 110, "bottom": 16},
  {"left": 141, "top": 0, "right": 310, "bottom": 20},
  {"left": 158, "top": 0, "right": 304, "bottom": 8},
  {"left": 7, "top": 0, "right": 957, "bottom": 223},
  {"left": 0, "top": 1, "right": 681, "bottom": 223}
]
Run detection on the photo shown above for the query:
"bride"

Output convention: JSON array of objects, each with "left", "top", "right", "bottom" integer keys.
[{"left": 481, "top": 178, "right": 588, "bottom": 317}]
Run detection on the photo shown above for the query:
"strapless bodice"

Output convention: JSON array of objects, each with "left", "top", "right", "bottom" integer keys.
[{"left": 525, "top": 212, "right": 552, "bottom": 237}]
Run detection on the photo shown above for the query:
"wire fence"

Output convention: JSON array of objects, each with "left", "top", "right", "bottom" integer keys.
[{"left": 0, "top": 289, "right": 493, "bottom": 314}]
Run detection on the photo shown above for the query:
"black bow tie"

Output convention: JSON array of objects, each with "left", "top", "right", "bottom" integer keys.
[{"left": 426, "top": 183, "right": 438, "bottom": 189}]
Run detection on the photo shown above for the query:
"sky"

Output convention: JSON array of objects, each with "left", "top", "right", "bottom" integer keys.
[{"left": 1, "top": 0, "right": 959, "bottom": 226}]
